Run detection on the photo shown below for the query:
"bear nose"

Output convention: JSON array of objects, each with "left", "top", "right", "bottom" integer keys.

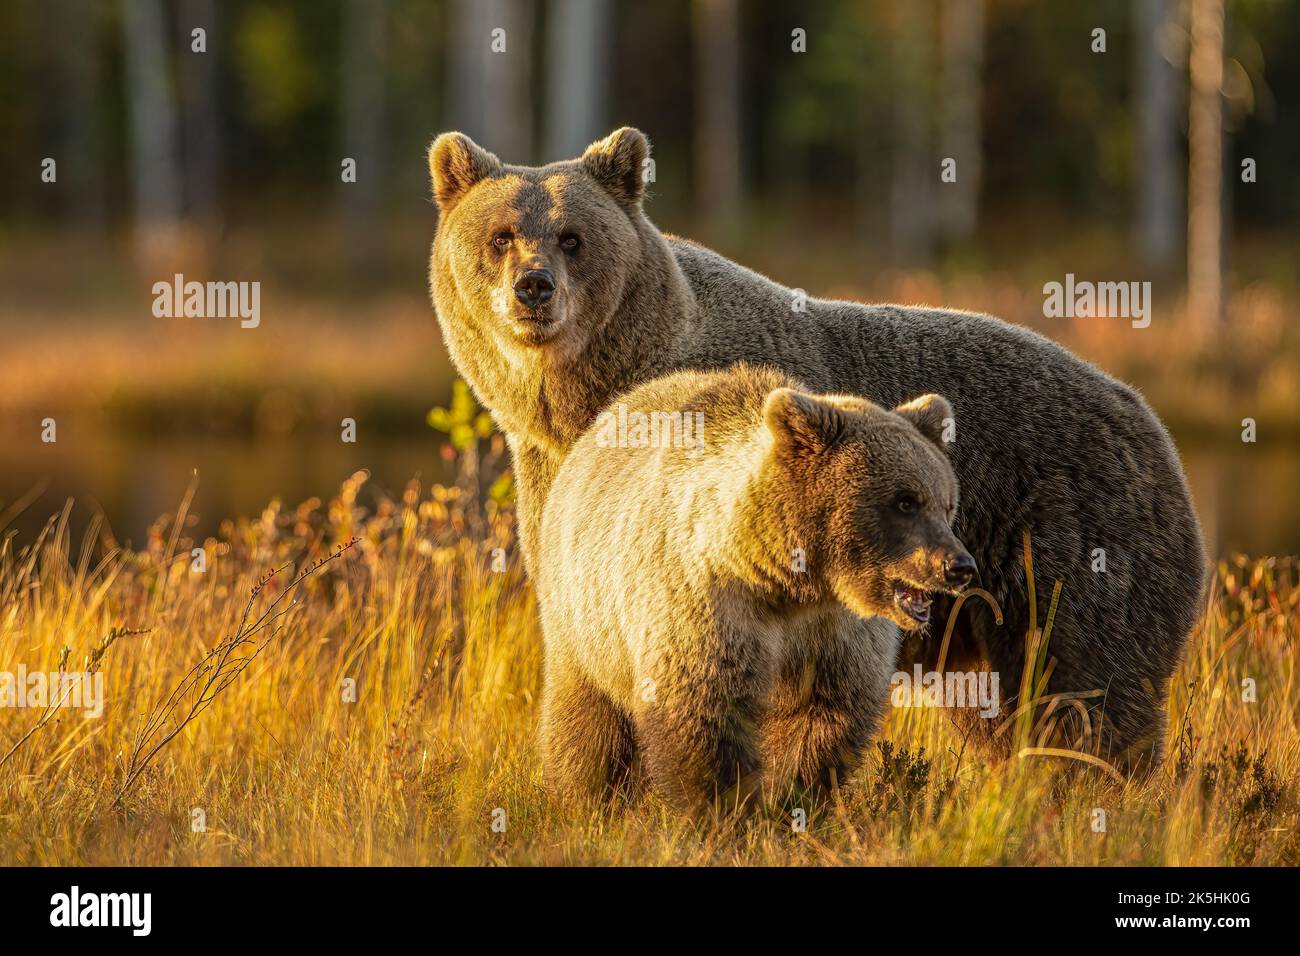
[
  {"left": 944, "top": 553, "right": 977, "bottom": 589},
  {"left": 513, "top": 269, "right": 555, "bottom": 308}
]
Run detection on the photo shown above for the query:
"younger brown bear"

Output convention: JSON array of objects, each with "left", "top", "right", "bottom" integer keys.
[
  {"left": 428, "top": 126, "right": 1206, "bottom": 775},
  {"left": 537, "top": 364, "right": 974, "bottom": 809}
]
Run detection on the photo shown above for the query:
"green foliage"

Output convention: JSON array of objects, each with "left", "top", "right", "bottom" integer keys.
[
  {"left": 233, "top": 5, "right": 320, "bottom": 131},
  {"left": 427, "top": 379, "right": 495, "bottom": 452},
  {"left": 486, "top": 470, "right": 514, "bottom": 507}
]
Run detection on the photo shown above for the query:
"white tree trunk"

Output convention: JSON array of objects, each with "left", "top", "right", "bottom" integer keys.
[
  {"left": 122, "top": 0, "right": 182, "bottom": 259},
  {"left": 544, "top": 0, "right": 610, "bottom": 160},
  {"left": 449, "top": 0, "right": 533, "bottom": 160},
  {"left": 1137, "top": 0, "right": 1179, "bottom": 269},
  {"left": 1188, "top": 0, "right": 1225, "bottom": 329}
]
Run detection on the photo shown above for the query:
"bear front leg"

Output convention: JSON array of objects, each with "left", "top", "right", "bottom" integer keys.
[
  {"left": 539, "top": 651, "right": 637, "bottom": 802},
  {"left": 763, "top": 617, "right": 896, "bottom": 798},
  {"left": 635, "top": 692, "right": 765, "bottom": 815},
  {"left": 633, "top": 636, "right": 769, "bottom": 814}
]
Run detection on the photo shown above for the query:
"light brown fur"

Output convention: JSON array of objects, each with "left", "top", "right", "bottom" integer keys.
[{"left": 537, "top": 364, "right": 971, "bottom": 809}]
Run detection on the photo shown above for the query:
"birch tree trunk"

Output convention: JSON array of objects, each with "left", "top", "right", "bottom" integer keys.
[
  {"left": 1188, "top": 0, "right": 1225, "bottom": 329},
  {"left": 544, "top": 0, "right": 610, "bottom": 159},
  {"left": 448, "top": 0, "right": 534, "bottom": 161},
  {"left": 122, "top": 0, "right": 182, "bottom": 262},
  {"left": 1137, "top": 0, "right": 1179, "bottom": 269}
]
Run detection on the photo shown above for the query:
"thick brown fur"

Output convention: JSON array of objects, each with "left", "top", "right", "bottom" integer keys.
[
  {"left": 537, "top": 364, "right": 971, "bottom": 809},
  {"left": 428, "top": 127, "right": 1207, "bottom": 777}
]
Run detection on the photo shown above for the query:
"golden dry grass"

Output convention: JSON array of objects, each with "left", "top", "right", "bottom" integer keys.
[{"left": 1, "top": 463, "right": 1297, "bottom": 866}]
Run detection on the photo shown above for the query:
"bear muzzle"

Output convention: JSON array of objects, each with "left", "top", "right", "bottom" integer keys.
[
  {"left": 943, "top": 552, "right": 977, "bottom": 590},
  {"left": 890, "top": 549, "right": 977, "bottom": 626},
  {"left": 513, "top": 268, "right": 556, "bottom": 309}
]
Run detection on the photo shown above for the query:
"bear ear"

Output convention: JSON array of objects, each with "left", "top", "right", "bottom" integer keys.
[
  {"left": 581, "top": 127, "right": 650, "bottom": 208},
  {"left": 763, "top": 387, "right": 844, "bottom": 452},
  {"left": 429, "top": 132, "right": 501, "bottom": 212},
  {"left": 894, "top": 394, "right": 954, "bottom": 452}
]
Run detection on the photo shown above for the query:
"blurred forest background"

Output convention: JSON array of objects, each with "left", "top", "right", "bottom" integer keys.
[{"left": 0, "top": 0, "right": 1297, "bottom": 554}]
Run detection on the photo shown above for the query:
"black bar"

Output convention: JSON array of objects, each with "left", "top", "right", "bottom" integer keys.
[{"left": 0, "top": 866, "right": 1285, "bottom": 942}]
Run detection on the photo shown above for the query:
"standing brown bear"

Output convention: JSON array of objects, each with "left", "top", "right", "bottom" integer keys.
[
  {"left": 427, "top": 126, "right": 1206, "bottom": 775},
  {"left": 537, "top": 363, "right": 972, "bottom": 808}
]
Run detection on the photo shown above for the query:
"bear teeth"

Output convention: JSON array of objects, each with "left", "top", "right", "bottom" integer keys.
[{"left": 893, "top": 583, "right": 933, "bottom": 623}]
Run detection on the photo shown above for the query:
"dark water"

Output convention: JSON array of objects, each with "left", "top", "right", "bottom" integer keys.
[
  {"left": 1, "top": 433, "right": 1298, "bottom": 558},
  {"left": 0, "top": 434, "right": 446, "bottom": 549}
]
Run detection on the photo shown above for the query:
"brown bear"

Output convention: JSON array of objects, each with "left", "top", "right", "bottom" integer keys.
[
  {"left": 537, "top": 363, "right": 973, "bottom": 808},
  {"left": 427, "top": 126, "right": 1206, "bottom": 775}
]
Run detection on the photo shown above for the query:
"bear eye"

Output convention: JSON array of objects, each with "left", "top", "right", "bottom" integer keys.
[
  {"left": 492, "top": 231, "right": 513, "bottom": 250},
  {"left": 894, "top": 492, "right": 921, "bottom": 515},
  {"left": 559, "top": 234, "right": 581, "bottom": 254}
]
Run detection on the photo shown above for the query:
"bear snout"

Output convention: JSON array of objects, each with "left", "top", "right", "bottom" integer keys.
[
  {"left": 943, "top": 551, "right": 977, "bottom": 591},
  {"left": 514, "top": 268, "right": 556, "bottom": 309}
]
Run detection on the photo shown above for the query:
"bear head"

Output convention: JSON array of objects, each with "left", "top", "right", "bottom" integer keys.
[
  {"left": 428, "top": 126, "right": 650, "bottom": 355},
  {"left": 761, "top": 387, "right": 976, "bottom": 631}
]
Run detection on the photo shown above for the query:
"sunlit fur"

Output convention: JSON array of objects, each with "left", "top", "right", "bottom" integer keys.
[
  {"left": 536, "top": 365, "right": 971, "bottom": 808},
  {"left": 428, "top": 127, "right": 1206, "bottom": 775}
]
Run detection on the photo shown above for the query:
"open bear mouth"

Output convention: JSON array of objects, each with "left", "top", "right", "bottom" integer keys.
[{"left": 892, "top": 581, "right": 933, "bottom": 625}]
